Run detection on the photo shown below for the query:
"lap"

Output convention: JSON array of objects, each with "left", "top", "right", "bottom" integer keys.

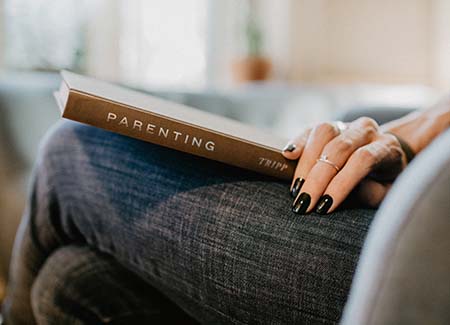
[
  {"left": 33, "top": 121, "right": 376, "bottom": 324},
  {"left": 32, "top": 245, "right": 198, "bottom": 324}
]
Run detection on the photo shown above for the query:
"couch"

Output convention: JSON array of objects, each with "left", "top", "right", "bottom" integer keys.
[
  {"left": 0, "top": 72, "right": 447, "bottom": 323},
  {"left": 26, "top": 110, "right": 448, "bottom": 324},
  {"left": 340, "top": 117, "right": 450, "bottom": 324}
]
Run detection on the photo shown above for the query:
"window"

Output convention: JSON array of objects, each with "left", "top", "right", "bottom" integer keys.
[
  {"left": 3, "top": 0, "right": 89, "bottom": 71},
  {"left": 119, "top": 0, "right": 208, "bottom": 90}
]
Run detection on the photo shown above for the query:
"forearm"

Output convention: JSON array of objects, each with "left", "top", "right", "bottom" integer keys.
[{"left": 381, "top": 98, "right": 450, "bottom": 155}]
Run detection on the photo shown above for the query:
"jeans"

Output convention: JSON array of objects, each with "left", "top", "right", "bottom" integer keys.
[{"left": 3, "top": 121, "right": 376, "bottom": 324}]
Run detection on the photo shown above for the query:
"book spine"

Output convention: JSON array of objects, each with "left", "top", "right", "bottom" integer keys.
[{"left": 63, "top": 91, "right": 296, "bottom": 180}]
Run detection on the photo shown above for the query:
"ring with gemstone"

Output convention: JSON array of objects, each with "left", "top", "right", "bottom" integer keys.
[{"left": 317, "top": 154, "right": 340, "bottom": 172}]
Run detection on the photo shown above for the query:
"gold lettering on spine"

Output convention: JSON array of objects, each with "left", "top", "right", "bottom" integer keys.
[
  {"left": 173, "top": 131, "right": 182, "bottom": 141},
  {"left": 258, "top": 157, "right": 289, "bottom": 172},
  {"left": 205, "top": 141, "right": 215, "bottom": 151},
  {"left": 107, "top": 112, "right": 117, "bottom": 122},
  {"left": 192, "top": 136, "right": 202, "bottom": 148},
  {"left": 158, "top": 127, "right": 169, "bottom": 138},
  {"left": 146, "top": 124, "right": 155, "bottom": 134},
  {"left": 133, "top": 120, "right": 143, "bottom": 131},
  {"left": 119, "top": 117, "right": 128, "bottom": 127},
  {"left": 105, "top": 112, "right": 217, "bottom": 152}
]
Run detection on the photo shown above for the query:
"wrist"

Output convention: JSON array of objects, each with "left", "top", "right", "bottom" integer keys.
[{"left": 381, "top": 106, "right": 450, "bottom": 155}]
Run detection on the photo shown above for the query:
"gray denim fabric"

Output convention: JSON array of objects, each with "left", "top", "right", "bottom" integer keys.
[
  {"left": 3, "top": 121, "right": 376, "bottom": 324},
  {"left": 31, "top": 245, "right": 199, "bottom": 324}
]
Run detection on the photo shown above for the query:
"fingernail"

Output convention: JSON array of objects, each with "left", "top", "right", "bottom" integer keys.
[
  {"left": 282, "top": 143, "right": 296, "bottom": 153},
  {"left": 290, "top": 177, "right": 305, "bottom": 198},
  {"left": 292, "top": 192, "right": 311, "bottom": 214},
  {"left": 316, "top": 195, "right": 333, "bottom": 214}
]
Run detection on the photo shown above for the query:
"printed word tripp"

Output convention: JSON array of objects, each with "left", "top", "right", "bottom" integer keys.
[{"left": 258, "top": 157, "right": 289, "bottom": 172}]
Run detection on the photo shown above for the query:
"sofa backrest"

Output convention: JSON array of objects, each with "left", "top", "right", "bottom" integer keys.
[{"left": 341, "top": 128, "right": 450, "bottom": 325}]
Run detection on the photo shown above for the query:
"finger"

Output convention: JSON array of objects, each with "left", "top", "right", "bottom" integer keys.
[
  {"left": 368, "top": 132, "right": 407, "bottom": 181},
  {"left": 281, "top": 128, "right": 311, "bottom": 160},
  {"left": 290, "top": 122, "right": 340, "bottom": 197},
  {"left": 316, "top": 137, "right": 403, "bottom": 214},
  {"left": 292, "top": 118, "right": 378, "bottom": 213},
  {"left": 356, "top": 178, "right": 392, "bottom": 208}
]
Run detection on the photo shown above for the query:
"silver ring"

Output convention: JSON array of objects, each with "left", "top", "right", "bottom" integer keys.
[
  {"left": 335, "top": 121, "right": 347, "bottom": 134},
  {"left": 317, "top": 154, "right": 340, "bottom": 172}
]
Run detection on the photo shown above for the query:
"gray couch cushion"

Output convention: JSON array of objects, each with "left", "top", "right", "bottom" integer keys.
[
  {"left": 341, "top": 128, "right": 450, "bottom": 325},
  {"left": 338, "top": 107, "right": 416, "bottom": 124}
]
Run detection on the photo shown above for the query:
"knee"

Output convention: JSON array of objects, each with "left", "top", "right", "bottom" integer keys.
[
  {"left": 36, "top": 119, "right": 209, "bottom": 191},
  {"left": 30, "top": 121, "right": 99, "bottom": 225},
  {"left": 24, "top": 121, "right": 100, "bottom": 249},
  {"left": 33, "top": 121, "right": 90, "bottom": 186},
  {"left": 37, "top": 119, "right": 167, "bottom": 178},
  {"left": 34, "top": 119, "right": 134, "bottom": 194},
  {"left": 30, "top": 245, "right": 162, "bottom": 324},
  {"left": 37, "top": 120, "right": 99, "bottom": 168},
  {"left": 31, "top": 246, "right": 102, "bottom": 324}
]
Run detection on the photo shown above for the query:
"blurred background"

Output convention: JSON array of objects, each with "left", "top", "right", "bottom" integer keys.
[{"left": 0, "top": 0, "right": 449, "bottom": 302}]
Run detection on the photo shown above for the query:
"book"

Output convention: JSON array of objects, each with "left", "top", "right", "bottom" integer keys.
[{"left": 54, "top": 71, "right": 296, "bottom": 180}]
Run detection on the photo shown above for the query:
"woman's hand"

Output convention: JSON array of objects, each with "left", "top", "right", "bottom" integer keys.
[
  {"left": 282, "top": 96, "right": 450, "bottom": 215},
  {"left": 282, "top": 117, "right": 407, "bottom": 214}
]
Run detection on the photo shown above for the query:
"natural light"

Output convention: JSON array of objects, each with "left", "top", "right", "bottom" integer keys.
[{"left": 119, "top": 0, "right": 208, "bottom": 89}]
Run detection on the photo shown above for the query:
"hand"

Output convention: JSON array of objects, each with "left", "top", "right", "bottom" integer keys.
[{"left": 282, "top": 117, "right": 406, "bottom": 214}]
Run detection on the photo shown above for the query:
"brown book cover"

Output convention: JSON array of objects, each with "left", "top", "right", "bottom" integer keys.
[{"left": 54, "top": 71, "right": 296, "bottom": 180}]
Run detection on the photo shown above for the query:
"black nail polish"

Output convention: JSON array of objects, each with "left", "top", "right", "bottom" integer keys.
[
  {"left": 290, "top": 178, "right": 305, "bottom": 198},
  {"left": 316, "top": 195, "right": 333, "bottom": 215},
  {"left": 282, "top": 143, "right": 296, "bottom": 152},
  {"left": 292, "top": 192, "right": 311, "bottom": 214}
]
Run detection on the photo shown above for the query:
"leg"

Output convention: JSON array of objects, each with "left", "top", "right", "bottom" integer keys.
[
  {"left": 4, "top": 121, "right": 376, "bottom": 324},
  {"left": 31, "top": 245, "right": 199, "bottom": 324}
]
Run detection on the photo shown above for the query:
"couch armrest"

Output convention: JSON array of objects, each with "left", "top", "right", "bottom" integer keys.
[
  {"left": 337, "top": 107, "right": 416, "bottom": 124},
  {"left": 341, "top": 128, "right": 450, "bottom": 325}
]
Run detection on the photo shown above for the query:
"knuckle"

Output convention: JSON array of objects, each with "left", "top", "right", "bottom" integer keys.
[
  {"left": 383, "top": 133, "right": 400, "bottom": 146},
  {"left": 381, "top": 135, "right": 405, "bottom": 162},
  {"left": 333, "top": 137, "right": 354, "bottom": 153},
  {"left": 357, "top": 116, "right": 379, "bottom": 129},
  {"left": 313, "top": 122, "right": 337, "bottom": 137},
  {"left": 355, "top": 147, "right": 378, "bottom": 167},
  {"left": 364, "top": 125, "right": 378, "bottom": 139}
]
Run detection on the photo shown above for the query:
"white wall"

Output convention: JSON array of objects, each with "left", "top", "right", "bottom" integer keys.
[
  {"left": 431, "top": 0, "right": 450, "bottom": 90},
  {"left": 259, "top": 0, "right": 293, "bottom": 80},
  {"left": 286, "top": 0, "right": 449, "bottom": 90},
  {"left": 85, "top": 0, "right": 120, "bottom": 81},
  {"left": 82, "top": 0, "right": 450, "bottom": 91}
]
